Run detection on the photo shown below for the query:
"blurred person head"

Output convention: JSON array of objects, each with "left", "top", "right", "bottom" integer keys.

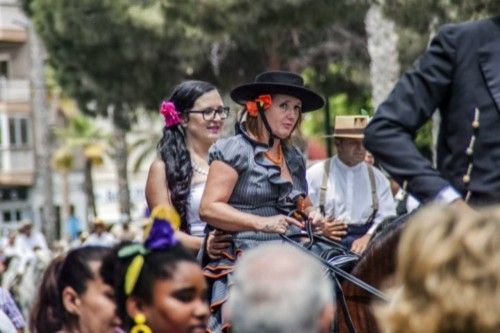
[
  {"left": 18, "top": 219, "right": 34, "bottom": 236},
  {"left": 101, "top": 206, "right": 209, "bottom": 333},
  {"left": 365, "top": 151, "right": 375, "bottom": 165},
  {"left": 92, "top": 218, "right": 107, "bottom": 235},
  {"left": 30, "top": 246, "right": 121, "bottom": 333},
  {"left": 231, "top": 71, "right": 324, "bottom": 145},
  {"left": 375, "top": 205, "right": 500, "bottom": 333},
  {"left": 157, "top": 80, "right": 226, "bottom": 231},
  {"left": 227, "top": 244, "right": 335, "bottom": 333}
]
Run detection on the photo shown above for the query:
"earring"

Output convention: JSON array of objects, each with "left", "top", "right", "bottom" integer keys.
[{"left": 131, "top": 313, "right": 152, "bottom": 333}]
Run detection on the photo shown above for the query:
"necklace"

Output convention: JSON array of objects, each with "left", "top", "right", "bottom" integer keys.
[
  {"left": 191, "top": 160, "right": 209, "bottom": 176},
  {"left": 264, "top": 144, "right": 283, "bottom": 166}
]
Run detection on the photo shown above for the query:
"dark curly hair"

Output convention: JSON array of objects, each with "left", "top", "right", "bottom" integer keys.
[
  {"left": 100, "top": 241, "right": 197, "bottom": 330},
  {"left": 157, "top": 80, "right": 216, "bottom": 232}
]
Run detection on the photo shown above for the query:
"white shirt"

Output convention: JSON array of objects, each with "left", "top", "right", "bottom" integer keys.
[
  {"left": 306, "top": 156, "right": 396, "bottom": 235},
  {"left": 14, "top": 232, "right": 48, "bottom": 256},
  {"left": 394, "top": 189, "right": 420, "bottom": 213},
  {"left": 13, "top": 231, "right": 49, "bottom": 275},
  {"left": 187, "top": 182, "right": 207, "bottom": 237},
  {"left": 84, "top": 232, "right": 117, "bottom": 247}
]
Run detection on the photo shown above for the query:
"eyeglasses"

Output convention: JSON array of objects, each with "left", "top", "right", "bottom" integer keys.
[{"left": 189, "top": 106, "right": 230, "bottom": 120}]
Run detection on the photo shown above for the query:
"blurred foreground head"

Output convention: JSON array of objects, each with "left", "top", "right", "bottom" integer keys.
[
  {"left": 376, "top": 205, "right": 500, "bottom": 333},
  {"left": 228, "top": 243, "right": 335, "bottom": 333}
]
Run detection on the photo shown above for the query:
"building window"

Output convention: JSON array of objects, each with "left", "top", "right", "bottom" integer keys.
[
  {"left": 1, "top": 209, "right": 23, "bottom": 224},
  {"left": 8, "top": 118, "right": 15, "bottom": 144},
  {"left": 3, "top": 211, "right": 11, "bottom": 222},
  {"left": 7, "top": 117, "right": 29, "bottom": 147},
  {"left": 0, "top": 60, "right": 8, "bottom": 78},
  {"left": 20, "top": 118, "right": 28, "bottom": 144}
]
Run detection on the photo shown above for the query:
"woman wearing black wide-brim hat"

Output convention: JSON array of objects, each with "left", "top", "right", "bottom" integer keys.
[{"left": 199, "top": 71, "right": 326, "bottom": 332}]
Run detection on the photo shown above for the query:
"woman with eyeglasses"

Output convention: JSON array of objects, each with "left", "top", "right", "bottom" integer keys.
[{"left": 145, "top": 80, "right": 231, "bottom": 253}]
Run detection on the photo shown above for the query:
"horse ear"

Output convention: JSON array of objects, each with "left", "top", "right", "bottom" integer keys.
[{"left": 62, "top": 286, "right": 81, "bottom": 314}]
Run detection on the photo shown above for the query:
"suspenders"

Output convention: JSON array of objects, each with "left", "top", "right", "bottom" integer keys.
[
  {"left": 318, "top": 158, "right": 379, "bottom": 223},
  {"left": 319, "top": 158, "right": 331, "bottom": 215},
  {"left": 366, "top": 164, "right": 379, "bottom": 224}
]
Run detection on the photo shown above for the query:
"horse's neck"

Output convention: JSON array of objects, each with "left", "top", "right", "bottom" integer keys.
[{"left": 352, "top": 224, "right": 404, "bottom": 289}]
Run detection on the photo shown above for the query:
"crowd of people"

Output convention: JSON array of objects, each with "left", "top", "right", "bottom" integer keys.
[{"left": 0, "top": 15, "right": 499, "bottom": 333}]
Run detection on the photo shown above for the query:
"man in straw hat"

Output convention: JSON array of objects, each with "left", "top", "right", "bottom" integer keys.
[
  {"left": 84, "top": 218, "right": 116, "bottom": 247},
  {"left": 307, "top": 115, "right": 396, "bottom": 254}
]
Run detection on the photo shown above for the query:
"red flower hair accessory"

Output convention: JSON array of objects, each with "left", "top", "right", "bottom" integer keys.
[
  {"left": 160, "top": 101, "right": 181, "bottom": 128},
  {"left": 245, "top": 94, "right": 272, "bottom": 117}
]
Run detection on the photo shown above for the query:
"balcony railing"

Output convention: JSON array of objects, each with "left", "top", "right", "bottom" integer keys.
[
  {"left": 0, "top": 148, "right": 34, "bottom": 172},
  {"left": 0, "top": 4, "right": 28, "bottom": 42},
  {"left": 0, "top": 79, "right": 30, "bottom": 102}
]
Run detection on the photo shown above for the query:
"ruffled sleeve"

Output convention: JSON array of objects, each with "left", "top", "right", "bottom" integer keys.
[
  {"left": 286, "top": 145, "right": 308, "bottom": 196},
  {"left": 208, "top": 135, "right": 250, "bottom": 173}
]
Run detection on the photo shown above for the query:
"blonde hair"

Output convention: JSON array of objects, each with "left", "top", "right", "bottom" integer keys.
[{"left": 376, "top": 205, "right": 500, "bottom": 333}]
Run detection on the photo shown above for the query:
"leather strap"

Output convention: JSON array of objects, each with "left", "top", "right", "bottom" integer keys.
[
  {"left": 366, "top": 165, "right": 378, "bottom": 225},
  {"left": 319, "top": 158, "right": 331, "bottom": 215}
]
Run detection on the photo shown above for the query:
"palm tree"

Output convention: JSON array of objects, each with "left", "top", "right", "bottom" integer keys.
[
  {"left": 128, "top": 110, "right": 162, "bottom": 173},
  {"left": 54, "top": 114, "right": 108, "bottom": 222},
  {"left": 52, "top": 146, "right": 73, "bottom": 228}
]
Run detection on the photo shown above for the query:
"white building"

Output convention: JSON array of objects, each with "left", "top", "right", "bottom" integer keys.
[{"left": 0, "top": 0, "right": 34, "bottom": 231}]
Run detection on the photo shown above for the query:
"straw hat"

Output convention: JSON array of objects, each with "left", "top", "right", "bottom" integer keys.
[
  {"left": 329, "top": 115, "right": 369, "bottom": 139},
  {"left": 92, "top": 218, "right": 106, "bottom": 227}
]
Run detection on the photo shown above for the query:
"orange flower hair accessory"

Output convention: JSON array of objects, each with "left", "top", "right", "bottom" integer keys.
[{"left": 245, "top": 94, "right": 273, "bottom": 117}]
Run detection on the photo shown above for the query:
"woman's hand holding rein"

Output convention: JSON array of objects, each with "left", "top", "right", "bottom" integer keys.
[{"left": 258, "top": 215, "right": 304, "bottom": 234}]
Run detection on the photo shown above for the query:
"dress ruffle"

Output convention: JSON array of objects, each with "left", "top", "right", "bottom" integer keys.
[{"left": 253, "top": 142, "right": 306, "bottom": 213}]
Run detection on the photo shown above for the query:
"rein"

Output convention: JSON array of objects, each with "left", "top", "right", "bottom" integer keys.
[
  {"left": 281, "top": 213, "right": 388, "bottom": 302},
  {"left": 280, "top": 232, "right": 388, "bottom": 301}
]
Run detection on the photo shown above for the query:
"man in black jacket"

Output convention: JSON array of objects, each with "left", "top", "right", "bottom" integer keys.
[{"left": 364, "top": 16, "right": 500, "bottom": 208}]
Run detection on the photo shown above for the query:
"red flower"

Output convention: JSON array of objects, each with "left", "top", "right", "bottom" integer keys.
[
  {"left": 256, "top": 94, "right": 272, "bottom": 110},
  {"left": 246, "top": 101, "right": 259, "bottom": 117},
  {"left": 245, "top": 94, "right": 273, "bottom": 117}
]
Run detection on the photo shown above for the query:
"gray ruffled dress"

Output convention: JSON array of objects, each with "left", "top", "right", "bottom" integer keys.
[{"left": 203, "top": 127, "right": 308, "bottom": 333}]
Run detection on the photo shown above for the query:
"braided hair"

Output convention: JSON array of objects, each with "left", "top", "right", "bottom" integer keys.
[{"left": 157, "top": 80, "right": 216, "bottom": 232}]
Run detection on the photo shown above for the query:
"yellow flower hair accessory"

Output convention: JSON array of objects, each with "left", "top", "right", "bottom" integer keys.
[{"left": 119, "top": 205, "right": 181, "bottom": 296}]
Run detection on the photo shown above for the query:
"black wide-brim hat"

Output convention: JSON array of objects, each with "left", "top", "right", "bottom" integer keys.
[{"left": 230, "top": 71, "right": 325, "bottom": 112}]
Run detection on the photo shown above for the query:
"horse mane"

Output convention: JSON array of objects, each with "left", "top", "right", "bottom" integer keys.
[{"left": 337, "top": 214, "right": 409, "bottom": 333}]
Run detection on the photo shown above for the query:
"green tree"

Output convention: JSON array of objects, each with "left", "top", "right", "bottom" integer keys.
[
  {"left": 171, "top": 0, "right": 371, "bottom": 95},
  {"left": 169, "top": 0, "right": 373, "bottom": 151},
  {"left": 23, "top": 0, "right": 194, "bottom": 218},
  {"left": 383, "top": 0, "right": 499, "bottom": 71}
]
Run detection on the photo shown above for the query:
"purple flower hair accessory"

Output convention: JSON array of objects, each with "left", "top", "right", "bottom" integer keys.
[
  {"left": 144, "top": 217, "right": 179, "bottom": 250},
  {"left": 160, "top": 101, "right": 181, "bottom": 128}
]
